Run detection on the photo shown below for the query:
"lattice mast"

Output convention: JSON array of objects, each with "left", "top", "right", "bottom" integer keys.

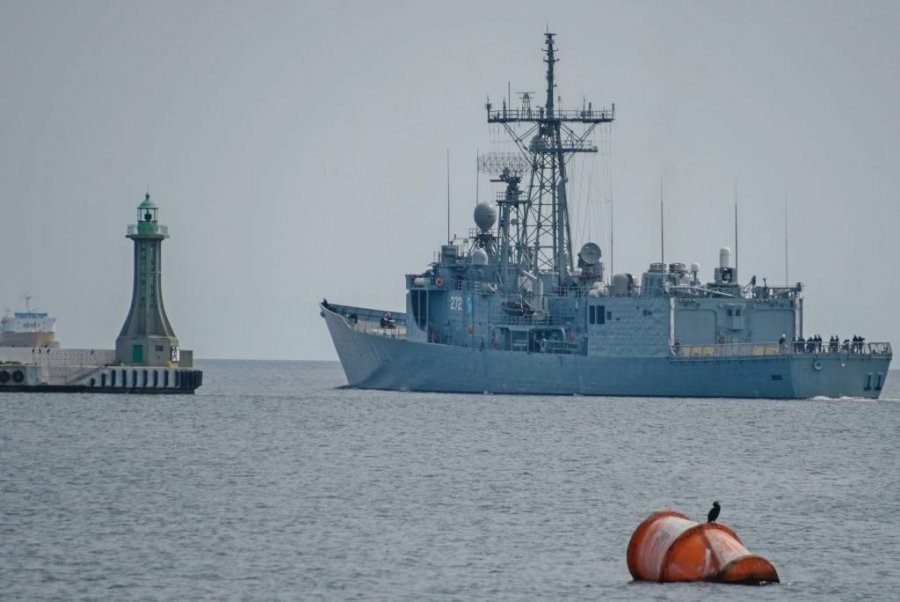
[{"left": 486, "top": 33, "right": 614, "bottom": 286}]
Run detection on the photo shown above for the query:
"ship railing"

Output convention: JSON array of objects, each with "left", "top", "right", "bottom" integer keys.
[
  {"left": 780, "top": 341, "right": 892, "bottom": 356},
  {"left": 357, "top": 319, "right": 407, "bottom": 338},
  {"left": 865, "top": 342, "right": 893, "bottom": 355},
  {"left": 543, "top": 340, "right": 581, "bottom": 355},
  {"left": 328, "top": 304, "right": 407, "bottom": 338},
  {"left": 343, "top": 315, "right": 407, "bottom": 338},
  {"left": 448, "top": 280, "right": 502, "bottom": 294},
  {"left": 489, "top": 311, "right": 557, "bottom": 326},
  {"left": 604, "top": 286, "right": 642, "bottom": 297},
  {"left": 672, "top": 343, "right": 781, "bottom": 359},
  {"left": 487, "top": 107, "right": 614, "bottom": 123},
  {"left": 671, "top": 341, "right": 892, "bottom": 359},
  {"left": 750, "top": 285, "right": 801, "bottom": 300}
]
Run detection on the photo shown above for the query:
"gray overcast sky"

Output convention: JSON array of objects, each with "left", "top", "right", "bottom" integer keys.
[{"left": 1, "top": 0, "right": 898, "bottom": 360}]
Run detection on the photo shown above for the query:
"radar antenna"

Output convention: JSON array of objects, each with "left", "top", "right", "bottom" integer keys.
[{"left": 477, "top": 153, "right": 530, "bottom": 177}]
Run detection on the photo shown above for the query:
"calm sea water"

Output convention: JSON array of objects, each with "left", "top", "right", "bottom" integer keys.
[{"left": 2, "top": 360, "right": 899, "bottom": 601}]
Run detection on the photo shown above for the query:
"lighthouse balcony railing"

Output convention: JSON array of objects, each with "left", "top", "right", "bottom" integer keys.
[
  {"left": 671, "top": 341, "right": 892, "bottom": 359},
  {"left": 128, "top": 224, "right": 168, "bottom": 236}
]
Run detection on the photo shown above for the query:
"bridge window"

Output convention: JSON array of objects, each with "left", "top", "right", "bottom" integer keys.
[{"left": 589, "top": 305, "right": 606, "bottom": 325}]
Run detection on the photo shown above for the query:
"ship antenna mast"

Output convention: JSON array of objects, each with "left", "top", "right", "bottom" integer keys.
[
  {"left": 660, "top": 177, "right": 665, "bottom": 265},
  {"left": 446, "top": 148, "right": 451, "bottom": 243},
  {"left": 485, "top": 33, "right": 614, "bottom": 287},
  {"left": 734, "top": 180, "right": 739, "bottom": 283},
  {"left": 784, "top": 189, "right": 789, "bottom": 284}
]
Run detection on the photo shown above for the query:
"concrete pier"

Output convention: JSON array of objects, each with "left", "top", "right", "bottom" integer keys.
[{"left": 0, "top": 193, "right": 202, "bottom": 394}]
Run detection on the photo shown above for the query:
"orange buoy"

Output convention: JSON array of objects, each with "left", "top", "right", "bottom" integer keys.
[{"left": 627, "top": 510, "right": 779, "bottom": 585}]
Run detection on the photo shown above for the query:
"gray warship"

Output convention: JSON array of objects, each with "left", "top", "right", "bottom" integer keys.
[{"left": 321, "top": 33, "right": 891, "bottom": 399}]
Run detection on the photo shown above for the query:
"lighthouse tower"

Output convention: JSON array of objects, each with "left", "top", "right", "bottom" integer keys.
[{"left": 115, "top": 194, "right": 180, "bottom": 366}]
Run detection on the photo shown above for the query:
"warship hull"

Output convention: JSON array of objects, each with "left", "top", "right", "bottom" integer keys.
[
  {"left": 323, "top": 306, "right": 890, "bottom": 399},
  {"left": 321, "top": 35, "right": 892, "bottom": 399}
]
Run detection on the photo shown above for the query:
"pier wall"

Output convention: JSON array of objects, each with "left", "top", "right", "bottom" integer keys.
[{"left": 0, "top": 347, "right": 196, "bottom": 388}]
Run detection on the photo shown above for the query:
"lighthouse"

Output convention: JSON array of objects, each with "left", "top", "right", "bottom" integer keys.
[{"left": 115, "top": 193, "right": 181, "bottom": 366}]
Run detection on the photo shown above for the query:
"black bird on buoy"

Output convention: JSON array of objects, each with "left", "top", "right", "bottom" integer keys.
[{"left": 707, "top": 501, "right": 721, "bottom": 523}]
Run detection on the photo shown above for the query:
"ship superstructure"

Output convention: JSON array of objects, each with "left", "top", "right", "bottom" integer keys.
[
  {"left": 321, "top": 33, "right": 891, "bottom": 398},
  {"left": 0, "top": 295, "right": 57, "bottom": 348}
]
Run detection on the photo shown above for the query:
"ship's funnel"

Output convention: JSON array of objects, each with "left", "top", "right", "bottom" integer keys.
[{"left": 627, "top": 510, "right": 779, "bottom": 585}]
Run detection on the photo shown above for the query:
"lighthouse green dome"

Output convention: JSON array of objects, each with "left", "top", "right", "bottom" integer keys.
[{"left": 138, "top": 193, "right": 157, "bottom": 210}]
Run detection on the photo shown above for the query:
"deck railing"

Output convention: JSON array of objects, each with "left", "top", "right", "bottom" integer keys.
[
  {"left": 346, "top": 316, "right": 407, "bottom": 338},
  {"left": 671, "top": 341, "right": 892, "bottom": 359}
]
